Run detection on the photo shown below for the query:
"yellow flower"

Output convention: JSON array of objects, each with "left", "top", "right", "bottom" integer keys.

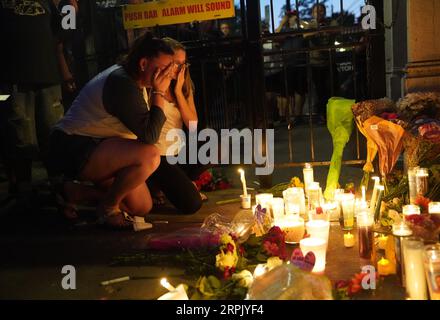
[
  {"left": 231, "top": 270, "right": 254, "bottom": 288},
  {"left": 215, "top": 251, "right": 238, "bottom": 271},
  {"left": 290, "top": 177, "right": 304, "bottom": 188},
  {"left": 266, "top": 256, "right": 283, "bottom": 270},
  {"left": 220, "top": 234, "right": 233, "bottom": 245}
]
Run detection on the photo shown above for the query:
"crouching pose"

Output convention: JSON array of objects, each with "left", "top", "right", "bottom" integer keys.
[{"left": 48, "top": 33, "right": 174, "bottom": 228}]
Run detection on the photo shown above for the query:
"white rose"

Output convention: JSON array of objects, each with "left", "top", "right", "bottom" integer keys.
[
  {"left": 266, "top": 256, "right": 283, "bottom": 270},
  {"left": 232, "top": 270, "right": 254, "bottom": 288}
]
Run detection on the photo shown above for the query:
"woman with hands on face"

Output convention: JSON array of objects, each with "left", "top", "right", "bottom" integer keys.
[
  {"left": 147, "top": 37, "right": 207, "bottom": 215},
  {"left": 48, "top": 32, "right": 176, "bottom": 229}
]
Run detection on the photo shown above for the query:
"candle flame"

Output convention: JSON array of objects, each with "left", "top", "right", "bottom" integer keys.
[
  {"left": 238, "top": 168, "right": 244, "bottom": 174},
  {"left": 160, "top": 278, "right": 175, "bottom": 292}
]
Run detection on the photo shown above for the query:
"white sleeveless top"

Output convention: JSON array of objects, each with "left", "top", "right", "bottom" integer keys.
[
  {"left": 155, "top": 99, "right": 184, "bottom": 156},
  {"left": 55, "top": 65, "right": 142, "bottom": 140}
]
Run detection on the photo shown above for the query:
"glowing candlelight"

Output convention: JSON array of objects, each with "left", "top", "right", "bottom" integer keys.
[
  {"left": 160, "top": 278, "right": 176, "bottom": 292},
  {"left": 362, "top": 186, "right": 366, "bottom": 203},
  {"left": 303, "top": 163, "right": 314, "bottom": 196},
  {"left": 429, "top": 202, "right": 440, "bottom": 214},
  {"left": 300, "top": 237, "right": 327, "bottom": 274},
  {"left": 378, "top": 234, "right": 389, "bottom": 250},
  {"left": 157, "top": 284, "right": 189, "bottom": 300},
  {"left": 378, "top": 258, "right": 392, "bottom": 276},
  {"left": 271, "top": 198, "right": 285, "bottom": 222},
  {"left": 404, "top": 238, "right": 428, "bottom": 300},
  {"left": 344, "top": 232, "right": 355, "bottom": 248},
  {"left": 373, "top": 185, "right": 384, "bottom": 222},
  {"left": 277, "top": 217, "right": 305, "bottom": 244},
  {"left": 403, "top": 205, "right": 421, "bottom": 217},
  {"left": 238, "top": 168, "right": 248, "bottom": 197},
  {"left": 369, "top": 176, "right": 380, "bottom": 215}
]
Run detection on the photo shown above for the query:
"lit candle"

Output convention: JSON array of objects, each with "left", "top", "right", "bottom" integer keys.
[
  {"left": 271, "top": 198, "right": 285, "bottom": 222},
  {"left": 306, "top": 220, "right": 330, "bottom": 244},
  {"left": 429, "top": 202, "right": 440, "bottom": 214},
  {"left": 158, "top": 283, "right": 189, "bottom": 300},
  {"left": 378, "top": 234, "right": 389, "bottom": 250},
  {"left": 300, "top": 237, "right": 327, "bottom": 274},
  {"left": 160, "top": 278, "right": 176, "bottom": 292},
  {"left": 255, "top": 193, "right": 273, "bottom": 209},
  {"left": 322, "top": 201, "right": 339, "bottom": 222},
  {"left": 277, "top": 217, "right": 305, "bottom": 244},
  {"left": 403, "top": 205, "right": 421, "bottom": 217},
  {"left": 344, "top": 232, "right": 355, "bottom": 248},
  {"left": 303, "top": 163, "right": 314, "bottom": 196},
  {"left": 408, "top": 167, "right": 419, "bottom": 204},
  {"left": 403, "top": 238, "right": 428, "bottom": 300},
  {"left": 362, "top": 186, "right": 366, "bottom": 203},
  {"left": 369, "top": 176, "right": 380, "bottom": 215},
  {"left": 415, "top": 168, "right": 429, "bottom": 198},
  {"left": 283, "top": 188, "right": 306, "bottom": 218},
  {"left": 307, "top": 182, "right": 322, "bottom": 216},
  {"left": 392, "top": 222, "right": 413, "bottom": 286},
  {"left": 238, "top": 168, "right": 248, "bottom": 197},
  {"left": 373, "top": 185, "right": 384, "bottom": 222},
  {"left": 377, "top": 257, "right": 392, "bottom": 276}
]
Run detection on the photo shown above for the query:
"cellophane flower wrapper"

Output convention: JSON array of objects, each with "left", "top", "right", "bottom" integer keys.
[
  {"left": 364, "top": 116, "right": 405, "bottom": 177},
  {"left": 324, "top": 97, "right": 355, "bottom": 200},
  {"left": 146, "top": 228, "right": 221, "bottom": 250},
  {"left": 247, "top": 264, "right": 333, "bottom": 300}
]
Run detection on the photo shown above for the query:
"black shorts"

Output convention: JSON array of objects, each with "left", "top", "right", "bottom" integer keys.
[{"left": 48, "top": 129, "right": 103, "bottom": 180}]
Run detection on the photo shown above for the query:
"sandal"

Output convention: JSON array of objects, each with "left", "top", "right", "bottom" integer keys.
[
  {"left": 97, "top": 206, "right": 133, "bottom": 230},
  {"left": 54, "top": 183, "right": 80, "bottom": 221}
]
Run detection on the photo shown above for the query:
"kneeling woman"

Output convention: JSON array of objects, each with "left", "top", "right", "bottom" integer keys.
[
  {"left": 49, "top": 33, "right": 174, "bottom": 228},
  {"left": 148, "top": 38, "right": 208, "bottom": 214}
]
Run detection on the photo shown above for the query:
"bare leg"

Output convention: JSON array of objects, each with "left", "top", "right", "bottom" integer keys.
[{"left": 79, "top": 138, "right": 160, "bottom": 224}]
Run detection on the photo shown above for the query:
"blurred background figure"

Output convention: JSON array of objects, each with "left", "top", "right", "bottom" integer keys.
[
  {"left": 0, "top": 0, "right": 66, "bottom": 207},
  {"left": 220, "top": 22, "right": 231, "bottom": 38},
  {"left": 275, "top": 10, "right": 307, "bottom": 126},
  {"left": 305, "top": 3, "right": 339, "bottom": 124}
]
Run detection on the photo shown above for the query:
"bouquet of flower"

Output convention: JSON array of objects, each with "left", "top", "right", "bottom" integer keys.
[
  {"left": 243, "top": 226, "right": 288, "bottom": 263},
  {"left": 397, "top": 92, "right": 440, "bottom": 122},
  {"left": 352, "top": 98, "right": 396, "bottom": 123}
]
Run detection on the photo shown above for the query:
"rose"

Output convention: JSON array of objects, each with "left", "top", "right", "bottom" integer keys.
[
  {"left": 215, "top": 251, "right": 238, "bottom": 271},
  {"left": 231, "top": 270, "right": 254, "bottom": 288},
  {"left": 266, "top": 256, "right": 283, "bottom": 270},
  {"left": 220, "top": 234, "right": 234, "bottom": 245}
]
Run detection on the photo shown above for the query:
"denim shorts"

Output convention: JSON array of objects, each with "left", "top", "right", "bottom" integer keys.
[{"left": 48, "top": 129, "right": 103, "bottom": 180}]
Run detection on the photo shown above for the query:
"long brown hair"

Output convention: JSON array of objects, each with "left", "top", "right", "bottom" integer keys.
[
  {"left": 162, "top": 37, "right": 194, "bottom": 99},
  {"left": 121, "top": 32, "right": 174, "bottom": 81}
]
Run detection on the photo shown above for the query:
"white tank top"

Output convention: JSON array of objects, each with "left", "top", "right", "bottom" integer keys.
[{"left": 155, "top": 99, "right": 184, "bottom": 156}]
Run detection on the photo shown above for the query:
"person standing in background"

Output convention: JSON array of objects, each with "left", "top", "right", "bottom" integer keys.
[
  {"left": 304, "top": 3, "right": 339, "bottom": 124},
  {"left": 0, "top": 0, "right": 68, "bottom": 206}
]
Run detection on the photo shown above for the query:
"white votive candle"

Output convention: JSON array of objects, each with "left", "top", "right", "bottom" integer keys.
[
  {"left": 306, "top": 220, "right": 330, "bottom": 244},
  {"left": 277, "top": 217, "right": 305, "bottom": 244},
  {"left": 403, "top": 205, "right": 421, "bottom": 217},
  {"left": 300, "top": 237, "right": 327, "bottom": 274},
  {"left": 283, "top": 187, "right": 306, "bottom": 217},
  {"left": 303, "top": 163, "right": 314, "bottom": 196},
  {"left": 255, "top": 193, "right": 273, "bottom": 209},
  {"left": 271, "top": 197, "right": 285, "bottom": 222},
  {"left": 403, "top": 238, "right": 428, "bottom": 300},
  {"left": 429, "top": 202, "right": 440, "bottom": 214}
]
